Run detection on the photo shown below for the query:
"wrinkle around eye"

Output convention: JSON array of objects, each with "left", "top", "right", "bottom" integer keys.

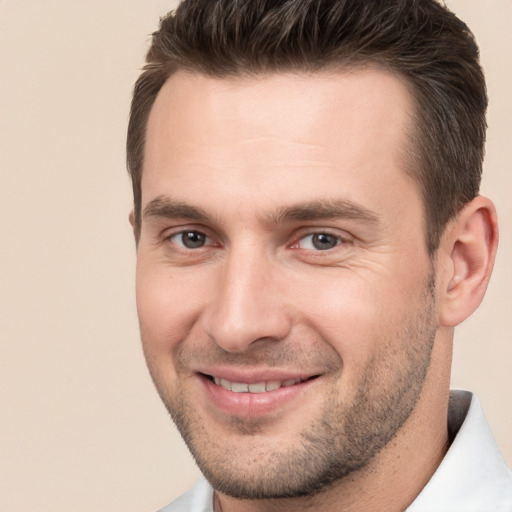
[
  {"left": 158, "top": 224, "right": 222, "bottom": 258},
  {"left": 156, "top": 229, "right": 222, "bottom": 267}
]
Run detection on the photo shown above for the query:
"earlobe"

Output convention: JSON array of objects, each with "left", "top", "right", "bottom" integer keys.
[
  {"left": 438, "top": 196, "right": 498, "bottom": 327},
  {"left": 129, "top": 210, "right": 135, "bottom": 228}
]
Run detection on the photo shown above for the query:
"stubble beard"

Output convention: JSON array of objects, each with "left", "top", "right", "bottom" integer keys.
[{"left": 146, "top": 276, "right": 437, "bottom": 500}]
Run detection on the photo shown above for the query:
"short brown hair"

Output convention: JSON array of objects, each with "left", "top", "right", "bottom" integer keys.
[{"left": 127, "top": 0, "right": 487, "bottom": 253}]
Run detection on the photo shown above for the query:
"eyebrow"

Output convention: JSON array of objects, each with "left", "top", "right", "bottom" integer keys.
[
  {"left": 143, "top": 196, "right": 210, "bottom": 222},
  {"left": 142, "top": 196, "right": 379, "bottom": 226},
  {"left": 269, "top": 199, "right": 380, "bottom": 225}
]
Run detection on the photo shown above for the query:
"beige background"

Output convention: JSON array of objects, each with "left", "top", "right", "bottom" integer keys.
[{"left": 0, "top": 1, "right": 510, "bottom": 510}]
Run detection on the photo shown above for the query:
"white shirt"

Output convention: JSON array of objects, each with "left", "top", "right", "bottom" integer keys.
[
  {"left": 407, "top": 391, "right": 512, "bottom": 511},
  {"left": 159, "top": 391, "right": 512, "bottom": 511}
]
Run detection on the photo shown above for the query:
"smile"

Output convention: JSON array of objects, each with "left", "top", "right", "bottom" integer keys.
[
  {"left": 199, "top": 372, "right": 321, "bottom": 417},
  {"left": 212, "top": 376, "right": 305, "bottom": 393}
]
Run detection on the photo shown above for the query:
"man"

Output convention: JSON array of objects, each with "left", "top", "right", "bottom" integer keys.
[{"left": 127, "top": 0, "right": 512, "bottom": 510}]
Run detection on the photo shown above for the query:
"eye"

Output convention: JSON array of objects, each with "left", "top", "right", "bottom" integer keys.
[
  {"left": 298, "top": 233, "right": 341, "bottom": 251},
  {"left": 169, "top": 230, "right": 210, "bottom": 249}
]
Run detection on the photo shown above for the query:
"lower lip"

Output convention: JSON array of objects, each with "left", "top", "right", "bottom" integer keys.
[{"left": 200, "top": 375, "right": 317, "bottom": 418}]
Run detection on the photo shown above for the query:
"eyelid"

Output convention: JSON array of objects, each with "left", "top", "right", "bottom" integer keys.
[
  {"left": 162, "top": 225, "right": 219, "bottom": 248},
  {"left": 169, "top": 231, "right": 210, "bottom": 248},
  {"left": 297, "top": 234, "right": 340, "bottom": 250},
  {"left": 289, "top": 228, "right": 352, "bottom": 249},
  {"left": 158, "top": 224, "right": 352, "bottom": 252}
]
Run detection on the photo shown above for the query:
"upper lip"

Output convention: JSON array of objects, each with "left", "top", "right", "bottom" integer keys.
[{"left": 195, "top": 366, "right": 320, "bottom": 384}]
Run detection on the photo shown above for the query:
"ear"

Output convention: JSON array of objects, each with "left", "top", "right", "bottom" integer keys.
[
  {"left": 128, "top": 209, "right": 140, "bottom": 244},
  {"left": 438, "top": 196, "right": 498, "bottom": 327}
]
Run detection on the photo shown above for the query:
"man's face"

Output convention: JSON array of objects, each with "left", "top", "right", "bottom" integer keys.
[{"left": 136, "top": 70, "right": 438, "bottom": 498}]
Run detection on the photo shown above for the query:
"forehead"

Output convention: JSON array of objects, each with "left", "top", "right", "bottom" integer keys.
[{"left": 142, "top": 69, "right": 420, "bottom": 223}]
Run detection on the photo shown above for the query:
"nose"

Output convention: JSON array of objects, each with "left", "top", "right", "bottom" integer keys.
[{"left": 201, "top": 250, "right": 292, "bottom": 353}]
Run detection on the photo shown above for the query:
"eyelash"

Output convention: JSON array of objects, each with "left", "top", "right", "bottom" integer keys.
[
  {"left": 164, "top": 230, "right": 215, "bottom": 250},
  {"left": 291, "top": 231, "right": 347, "bottom": 251},
  {"left": 163, "top": 228, "right": 350, "bottom": 253}
]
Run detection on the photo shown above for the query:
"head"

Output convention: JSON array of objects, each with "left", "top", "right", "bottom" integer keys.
[
  {"left": 128, "top": 0, "right": 487, "bottom": 255},
  {"left": 128, "top": 0, "right": 497, "bottom": 507}
]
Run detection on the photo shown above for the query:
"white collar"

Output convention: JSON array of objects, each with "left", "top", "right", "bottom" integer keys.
[{"left": 408, "top": 390, "right": 512, "bottom": 511}]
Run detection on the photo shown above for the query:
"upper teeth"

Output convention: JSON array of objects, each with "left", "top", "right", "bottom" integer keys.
[{"left": 213, "top": 377, "right": 303, "bottom": 393}]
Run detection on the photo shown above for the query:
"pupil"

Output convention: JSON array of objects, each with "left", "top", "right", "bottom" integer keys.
[
  {"left": 312, "top": 233, "right": 337, "bottom": 250},
  {"left": 183, "top": 231, "right": 205, "bottom": 248}
]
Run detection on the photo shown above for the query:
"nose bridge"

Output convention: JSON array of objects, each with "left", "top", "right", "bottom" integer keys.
[{"left": 204, "top": 243, "right": 291, "bottom": 352}]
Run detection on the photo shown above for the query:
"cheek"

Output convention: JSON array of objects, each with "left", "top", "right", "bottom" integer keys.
[
  {"left": 294, "top": 267, "right": 422, "bottom": 369},
  {"left": 135, "top": 263, "right": 202, "bottom": 356}
]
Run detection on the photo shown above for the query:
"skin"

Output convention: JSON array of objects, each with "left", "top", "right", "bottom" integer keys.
[{"left": 133, "top": 69, "right": 498, "bottom": 511}]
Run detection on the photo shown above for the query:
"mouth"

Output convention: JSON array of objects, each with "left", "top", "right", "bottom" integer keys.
[{"left": 197, "top": 371, "right": 322, "bottom": 417}]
